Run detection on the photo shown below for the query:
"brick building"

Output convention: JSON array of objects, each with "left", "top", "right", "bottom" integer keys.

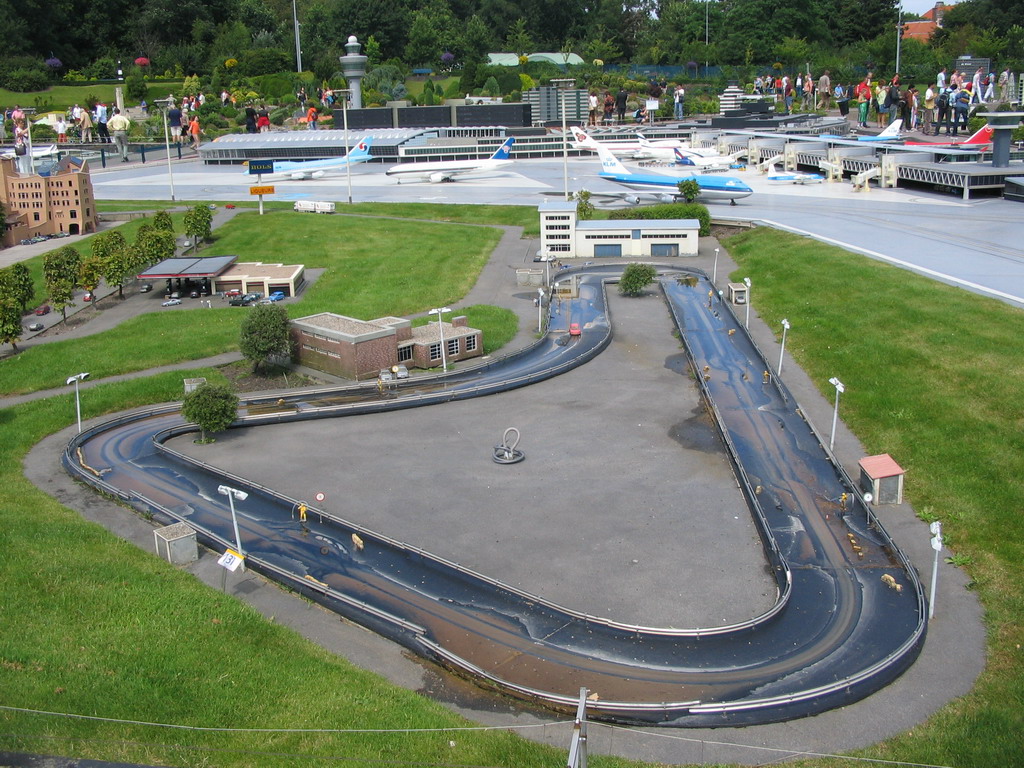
[
  {"left": 291, "top": 312, "right": 483, "bottom": 380},
  {"left": 0, "top": 156, "right": 99, "bottom": 247}
]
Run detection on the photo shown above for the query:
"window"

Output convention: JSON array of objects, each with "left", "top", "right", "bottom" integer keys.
[
  {"left": 466, "top": 335, "right": 477, "bottom": 352},
  {"left": 429, "top": 343, "right": 442, "bottom": 361},
  {"left": 447, "top": 338, "right": 459, "bottom": 357},
  {"left": 398, "top": 345, "right": 413, "bottom": 362},
  {"left": 70, "top": 210, "right": 77, "bottom": 219},
  {"left": 33, "top": 212, "right": 40, "bottom": 221}
]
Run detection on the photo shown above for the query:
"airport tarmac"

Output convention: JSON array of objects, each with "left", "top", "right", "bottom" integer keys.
[{"left": 91, "top": 150, "right": 1024, "bottom": 308}]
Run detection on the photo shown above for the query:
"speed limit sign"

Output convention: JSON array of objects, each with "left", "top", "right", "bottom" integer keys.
[{"left": 314, "top": 492, "right": 326, "bottom": 503}]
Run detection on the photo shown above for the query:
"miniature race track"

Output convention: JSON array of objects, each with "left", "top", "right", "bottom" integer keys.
[{"left": 63, "top": 264, "right": 926, "bottom": 727}]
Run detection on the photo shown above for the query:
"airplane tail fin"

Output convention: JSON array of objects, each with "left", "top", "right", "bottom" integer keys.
[
  {"left": 673, "top": 149, "right": 698, "bottom": 167},
  {"left": 490, "top": 137, "right": 515, "bottom": 160},
  {"left": 594, "top": 142, "right": 631, "bottom": 176},
  {"left": 878, "top": 119, "right": 903, "bottom": 137},
  {"left": 570, "top": 126, "right": 601, "bottom": 150},
  {"left": 347, "top": 135, "right": 374, "bottom": 161},
  {"left": 964, "top": 124, "right": 994, "bottom": 144}
]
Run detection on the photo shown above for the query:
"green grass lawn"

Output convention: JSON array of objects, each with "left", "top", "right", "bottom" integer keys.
[
  {"left": 723, "top": 227, "right": 1024, "bottom": 767},
  {"left": 0, "top": 81, "right": 183, "bottom": 113},
  {"left": 1, "top": 210, "right": 512, "bottom": 395}
]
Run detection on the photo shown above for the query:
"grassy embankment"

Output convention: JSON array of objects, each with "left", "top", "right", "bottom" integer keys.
[
  {"left": 1, "top": 209, "right": 518, "bottom": 396},
  {"left": 0, "top": 82, "right": 183, "bottom": 113},
  {"left": 723, "top": 227, "right": 1023, "bottom": 768}
]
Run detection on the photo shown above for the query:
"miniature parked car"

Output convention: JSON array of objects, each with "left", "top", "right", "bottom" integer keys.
[
  {"left": 140, "top": 283, "right": 152, "bottom": 293},
  {"left": 162, "top": 298, "right": 182, "bottom": 306},
  {"left": 53, "top": 231, "right": 70, "bottom": 238},
  {"left": 569, "top": 322, "right": 581, "bottom": 337},
  {"left": 35, "top": 304, "right": 51, "bottom": 315},
  {"left": 19, "top": 239, "right": 32, "bottom": 245},
  {"left": 83, "top": 292, "right": 94, "bottom": 302},
  {"left": 27, "top": 322, "right": 44, "bottom": 332},
  {"left": 223, "top": 289, "right": 242, "bottom": 298},
  {"left": 225, "top": 204, "right": 236, "bottom": 209},
  {"left": 189, "top": 290, "right": 200, "bottom": 299},
  {"left": 394, "top": 365, "right": 409, "bottom": 379},
  {"left": 268, "top": 291, "right": 286, "bottom": 301},
  {"left": 378, "top": 368, "right": 394, "bottom": 382}
]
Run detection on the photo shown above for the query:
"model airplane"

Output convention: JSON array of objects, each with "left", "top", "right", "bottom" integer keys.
[
  {"left": 570, "top": 126, "right": 690, "bottom": 158},
  {"left": 254, "top": 137, "right": 374, "bottom": 180},
  {"left": 765, "top": 163, "right": 825, "bottom": 184},
  {"left": 592, "top": 142, "right": 753, "bottom": 205},
  {"left": 671, "top": 147, "right": 747, "bottom": 171},
  {"left": 385, "top": 137, "right": 514, "bottom": 183},
  {"left": 1, "top": 144, "right": 58, "bottom": 160},
  {"left": 823, "top": 120, "right": 904, "bottom": 142},
  {"left": 903, "top": 124, "right": 993, "bottom": 147}
]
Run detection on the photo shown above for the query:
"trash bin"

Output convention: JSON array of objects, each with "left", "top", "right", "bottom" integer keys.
[{"left": 838, "top": 98, "right": 850, "bottom": 117}]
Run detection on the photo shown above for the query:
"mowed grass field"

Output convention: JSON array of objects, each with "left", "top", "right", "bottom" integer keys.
[
  {"left": 0, "top": 210, "right": 512, "bottom": 395},
  {"left": 1, "top": 213, "right": 1022, "bottom": 766}
]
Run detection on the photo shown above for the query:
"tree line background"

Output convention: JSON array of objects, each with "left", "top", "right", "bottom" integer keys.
[{"left": 0, "top": 0, "right": 1022, "bottom": 93}]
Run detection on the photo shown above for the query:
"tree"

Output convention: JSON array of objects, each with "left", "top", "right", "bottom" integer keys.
[
  {"left": 152, "top": 210, "right": 174, "bottom": 232},
  {"left": 181, "top": 383, "right": 238, "bottom": 443},
  {"left": 573, "top": 189, "right": 595, "bottom": 220},
  {"left": 0, "top": 296, "right": 22, "bottom": 351},
  {"left": 0, "top": 263, "right": 35, "bottom": 313},
  {"left": 91, "top": 231, "right": 130, "bottom": 297},
  {"left": 135, "top": 229, "right": 177, "bottom": 268},
  {"left": 506, "top": 18, "right": 534, "bottom": 57},
  {"left": 183, "top": 205, "right": 213, "bottom": 251},
  {"left": 619, "top": 262, "right": 657, "bottom": 297},
  {"left": 78, "top": 253, "right": 105, "bottom": 307},
  {"left": 240, "top": 303, "right": 292, "bottom": 373},
  {"left": 43, "top": 246, "right": 81, "bottom": 321},
  {"left": 677, "top": 179, "right": 701, "bottom": 203}
]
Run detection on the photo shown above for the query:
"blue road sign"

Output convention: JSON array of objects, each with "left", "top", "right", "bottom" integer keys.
[{"left": 248, "top": 160, "right": 275, "bottom": 174}]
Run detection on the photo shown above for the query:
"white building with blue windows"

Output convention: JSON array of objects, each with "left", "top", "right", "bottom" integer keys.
[{"left": 538, "top": 200, "right": 700, "bottom": 259}]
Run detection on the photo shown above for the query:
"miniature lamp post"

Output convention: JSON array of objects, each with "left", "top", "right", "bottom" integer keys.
[
  {"left": 428, "top": 307, "right": 452, "bottom": 372},
  {"left": 66, "top": 372, "right": 90, "bottom": 433},
  {"left": 828, "top": 376, "right": 845, "bottom": 451},
  {"left": 778, "top": 318, "right": 790, "bottom": 376}
]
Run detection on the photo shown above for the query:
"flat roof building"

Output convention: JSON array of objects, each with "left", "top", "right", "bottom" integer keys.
[
  {"left": 0, "top": 155, "right": 99, "bottom": 247},
  {"left": 539, "top": 200, "right": 700, "bottom": 259}
]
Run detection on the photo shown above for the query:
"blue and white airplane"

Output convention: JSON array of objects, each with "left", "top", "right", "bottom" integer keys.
[
  {"left": 254, "top": 136, "right": 375, "bottom": 180},
  {"left": 590, "top": 142, "right": 753, "bottom": 205},
  {"left": 765, "top": 163, "right": 825, "bottom": 184},
  {"left": 671, "top": 147, "right": 746, "bottom": 171},
  {"left": 386, "top": 137, "right": 514, "bottom": 183}
]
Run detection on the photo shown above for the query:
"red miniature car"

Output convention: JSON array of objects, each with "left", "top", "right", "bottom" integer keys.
[{"left": 569, "top": 322, "right": 581, "bottom": 337}]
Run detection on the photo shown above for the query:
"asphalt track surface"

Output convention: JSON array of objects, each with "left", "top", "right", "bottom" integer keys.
[{"left": 64, "top": 263, "right": 927, "bottom": 729}]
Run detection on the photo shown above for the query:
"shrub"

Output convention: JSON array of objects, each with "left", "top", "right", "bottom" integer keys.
[
  {"left": 608, "top": 202, "right": 711, "bottom": 236},
  {"left": 4, "top": 68, "right": 49, "bottom": 92},
  {"left": 619, "top": 263, "right": 658, "bottom": 296}
]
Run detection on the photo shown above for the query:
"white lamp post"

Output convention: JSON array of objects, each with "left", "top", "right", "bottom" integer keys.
[
  {"left": 778, "top": 318, "right": 790, "bottom": 376},
  {"left": 292, "top": 0, "right": 302, "bottom": 73},
  {"left": 428, "top": 307, "right": 451, "bottom": 372},
  {"left": 712, "top": 247, "right": 720, "bottom": 284},
  {"left": 552, "top": 78, "right": 574, "bottom": 201},
  {"left": 338, "top": 88, "right": 353, "bottom": 205},
  {"left": 217, "top": 485, "right": 249, "bottom": 571},
  {"left": 537, "top": 288, "right": 545, "bottom": 332},
  {"left": 928, "top": 520, "right": 942, "bottom": 619},
  {"left": 66, "top": 372, "right": 90, "bottom": 433},
  {"left": 155, "top": 98, "right": 176, "bottom": 201},
  {"left": 828, "top": 376, "right": 844, "bottom": 451},
  {"left": 743, "top": 277, "right": 751, "bottom": 329}
]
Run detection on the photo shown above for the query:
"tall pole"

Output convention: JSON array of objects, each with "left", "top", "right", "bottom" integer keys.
[
  {"left": 778, "top": 318, "right": 790, "bottom": 376},
  {"left": 342, "top": 90, "right": 352, "bottom": 205},
  {"left": 828, "top": 377, "right": 844, "bottom": 450},
  {"left": 705, "top": 0, "right": 709, "bottom": 72},
  {"left": 552, "top": 79, "right": 574, "bottom": 201},
  {"left": 712, "top": 247, "right": 719, "bottom": 284},
  {"left": 743, "top": 277, "right": 751, "bottom": 330},
  {"left": 218, "top": 485, "right": 248, "bottom": 572},
  {"left": 66, "top": 372, "right": 89, "bottom": 433},
  {"left": 430, "top": 307, "right": 451, "bottom": 372},
  {"left": 929, "top": 521, "right": 942, "bottom": 619},
  {"left": 895, "top": 10, "right": 903, "bottom": 76},
  {"left": 292, "top": 0, "right": 302, "bottom": 73},
  {"left": 161, "top": 103, "right": 175, "bottom": 201}
]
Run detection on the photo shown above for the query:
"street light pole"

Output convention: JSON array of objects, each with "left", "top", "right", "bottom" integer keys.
[
  {"left": 218, "top": 485, "right": 249, "bottom": 571},
  {"left": 828, "top": 376, "right": 845, "bottom": 451},
  {"left": 712, "top": 247, "right": 720, "bottom": 284},
  {"left": 428, "top": 307, "right": 451, "bottom": 372},
  {"left": 743, "top": 277, "right": 751, "bottom": 329},
  {"left": 552, "top": 78, "right": 575, "bottom": 201},
  {"left": 66, "top": 372, "right": 90, "bottom": 433},
  {"left": 778, "top": 318, "right": 790, "bottom": 376},
  {"left": 338, "top": 88, "right": 353, "bottom": 205},
  {"left": 292, "top": 0, "right": 302, "bottom": 73},
  {"left": 155, "top": 98, "right": 176, "bottom": 201},
  {"left": 929, "top": 521, "right": 942, "bottom": 619},
  {"left": 537, "top": 287, "right": 545, "bottom": 332}
]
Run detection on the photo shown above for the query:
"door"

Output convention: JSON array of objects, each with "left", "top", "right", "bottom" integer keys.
[{"left": 593, "top": 244, "right": 622, "bottom": 258}]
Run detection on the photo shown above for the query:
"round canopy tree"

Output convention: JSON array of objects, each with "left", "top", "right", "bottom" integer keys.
[
  {"left": 619, "top": 263, "right": 658, "bottom": 297},
  {"left": 181, "top": 383, "right": 238, "bottom": 443},
  {"left": 240, "top": 303, "right": 292, "bottom": 374}
]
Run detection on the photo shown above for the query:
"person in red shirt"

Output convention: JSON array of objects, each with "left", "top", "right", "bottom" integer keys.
[
  {"left": 853, "top": 75, "right": 872, "bottom": 128},
  {"left": 306, "top": 104, "right": 318, "bottom": 130},
  {"left": 188, "top": 115, "right": 201, "bottom": 149}
]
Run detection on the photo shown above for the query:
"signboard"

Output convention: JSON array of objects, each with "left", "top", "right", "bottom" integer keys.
[
  {"left": 314, "top": 492, "right": 326, "bottom": 503},
  {"left": 250, "top": 185, "right": 275, "bottom": 196},
  {"left": 248, "top": 159, "right": 274, "bottom": 174},
  {"left": 217, "top": 549, "right": 244, "bottom": 572}
]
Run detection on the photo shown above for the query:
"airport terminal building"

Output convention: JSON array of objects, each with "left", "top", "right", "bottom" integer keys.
[{"left": 539, "top": 200, "right": 700, "bottom": 259}]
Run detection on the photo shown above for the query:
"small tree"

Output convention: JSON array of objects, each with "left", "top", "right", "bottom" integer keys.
[
  {"left": 573, "top": 189, "right": 595, "bottom": 221},
  {"left": 677, "top": 179, "right": 701, "bottom": 203},
  {"left": 181, "top": 383, "right": 238, "bottom": 443},
  {"left": 183, "top": 205, "right": 213, "bottom": 251},
  {"left": 0, "top": 263, "right": 34, "bottom": 312},
  {"left": 240, "top": 303, "right": 291, "bottom": 373},
  {"left": 619, "top": 263, "right": 658, "bottom": 297},
  {"left": 78, "top": 253, "right": 105, "bottom": 306},
  {"left": 135, "top": 228, "right": 177, "bottom": 268},
  {"left": 0, "top": 297, "right": 23, "bottom": 351},
  {"left": 152, "top": 209, "right": 174, "bottom": 232},
  {"left": 43, "top": 246, "right": 81, "bottom": 320}
]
